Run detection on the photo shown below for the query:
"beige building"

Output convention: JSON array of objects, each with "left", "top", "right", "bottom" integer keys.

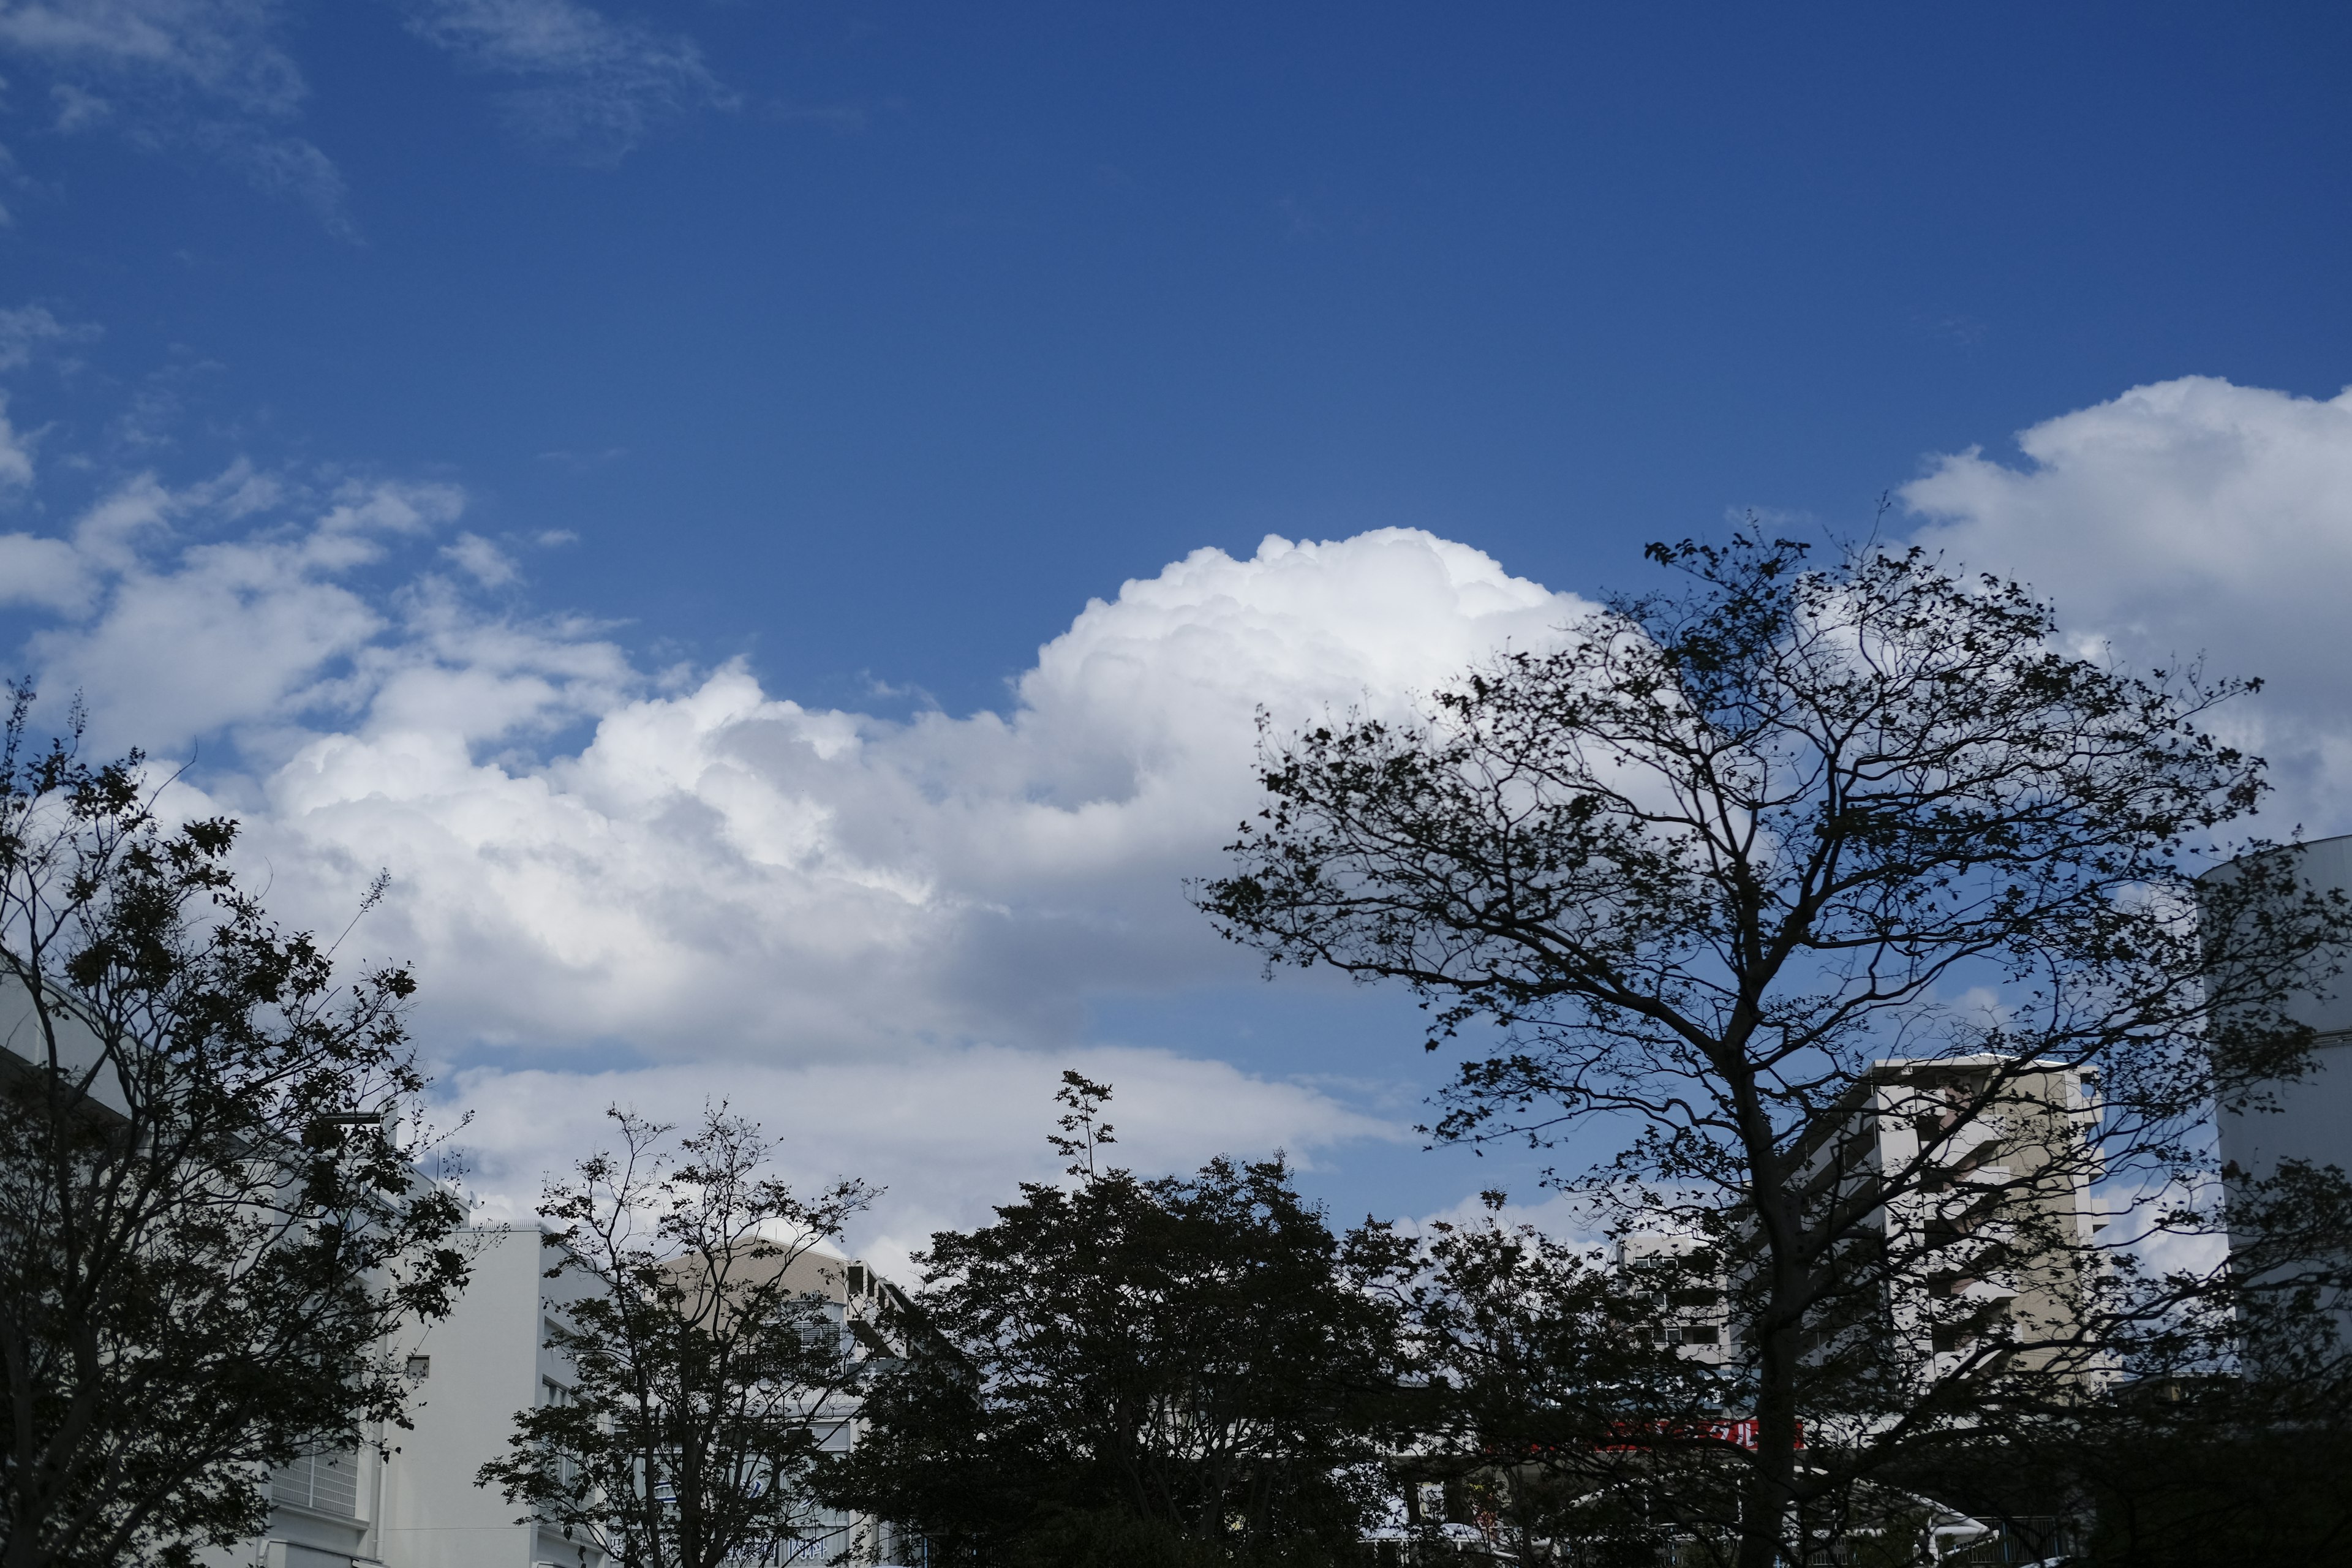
[{"left": 1794, "top": 1055, "right": 2110, "bottom": 1389}]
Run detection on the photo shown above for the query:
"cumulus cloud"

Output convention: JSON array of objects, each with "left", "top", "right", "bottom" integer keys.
[
  {"left": 0, "top": 460, "right": 1590, "bottom": 1262},
  {"left": 21, "top": 469, "right": 495, "bottom": 748},
  {"left": 217, "top": 526, "right": 1589, "bottom": 1068},
  {"left": 395, "top": 0, "right": 734, "bottom": 162},
  {"left": 1902, "top": 377, "right": 2352, "bottom": 836},
  {"left": 28, "top": 372, "right": 2352, "bottom": 1267}
]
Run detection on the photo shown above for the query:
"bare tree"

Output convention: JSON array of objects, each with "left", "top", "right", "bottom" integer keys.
[
  {"left": 1199, "top": 535, "right": 2352, "bottom": 1566},
  {"left": 0, "top": 690, "right": 469, "bottom": 1568},
  {"left": 481, "top": 1106, "right": 879, "bottom": 1568}
]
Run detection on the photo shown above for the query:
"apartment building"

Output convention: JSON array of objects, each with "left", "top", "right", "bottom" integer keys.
[
  {"left": 1791, "top": 1055, "right": 2109, "bottom": 1388},
  {"left": 1618, "top": 1231, "right": 1731, "bottom": 1363}
]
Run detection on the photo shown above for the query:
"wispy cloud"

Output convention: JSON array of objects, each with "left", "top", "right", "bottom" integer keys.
[
  {"left": 0, "top": 0, "right": 306, "bottom": 116},
  {"left": 0, "top": 303, "right": 98, "bottom": 372},
  {"left": 395, "top": 0, "right": 735, "bottom": 163},
  {"left": 0, "top": 0, "right": 353, "bottom": 235},
  {"left": 0, "top": 0, "right": 732, "bottom": 230}
]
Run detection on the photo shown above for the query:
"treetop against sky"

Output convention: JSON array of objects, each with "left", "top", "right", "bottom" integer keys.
[{"left": 0, "top": 1, "right": 2348, "bottom": 1274}]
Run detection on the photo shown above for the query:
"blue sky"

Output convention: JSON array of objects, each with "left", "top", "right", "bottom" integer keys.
[{"left": 4, "top": 1, "right": 2352, "bottom": 1266}]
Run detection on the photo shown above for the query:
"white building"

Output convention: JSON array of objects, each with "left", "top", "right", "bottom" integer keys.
[
  {"left": 242, "top": 1229, "right": 924, "bottom": 1568},
  {"left": 2203, "top": 834, "right": 2352, "bottom": 1347},
  {"left": 2206, "top": 835, "right": 2352, "bottom": 1216},
  {"left": 1, "top": 973, "right": 920, "bottom": 1568},
  {"left": 379, "top": 1227, "right": 608, "bottom": 1568},
  {"left": 217, "top": 1227, "right": 601, "bottom": 1568}
]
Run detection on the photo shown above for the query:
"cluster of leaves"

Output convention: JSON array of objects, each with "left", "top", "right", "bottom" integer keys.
[
  {"left": 823, "top": 1074, "right": 1420, "bottom": 1567},
  {"left": 0, "top": 688, "right": 469, "bottom": 1568},
  {"left": 480, "top": 1106, "right": 878, "bottom": 1568}
]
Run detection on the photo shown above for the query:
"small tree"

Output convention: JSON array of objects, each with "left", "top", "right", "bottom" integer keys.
[
  {"left": 0, "top": 690, "right": 469, "bottom": 1568},
  {"left": 1199, "top": 535, "right": 2352, "bottom": 1566},
  {"left": 481, "top": 1106, "right": 879, "bottom": 1568},
  {"left": 824, "top": 1074, "right": 1417, "bottom": 1567}
]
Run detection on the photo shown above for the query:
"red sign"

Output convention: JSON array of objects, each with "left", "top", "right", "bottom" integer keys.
[{"left": 1601, "top": 1417, "right": 1805, "bottom": 1452}]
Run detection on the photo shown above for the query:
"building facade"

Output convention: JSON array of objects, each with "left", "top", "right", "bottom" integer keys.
[
  {"left": 1795, "top": 1055, "right": 2110, "bottom": 1388},
  {"left": 240, "top": 1230, "right": 926, "bottom": 1568},
  {"left": 2203, "top": 833, "right": 2352, "bottom": 1348},
  {"left": 2207, "top": 835, "right": 2352, "bottom": 1217}
]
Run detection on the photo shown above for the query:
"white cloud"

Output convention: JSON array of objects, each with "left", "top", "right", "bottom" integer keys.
[
  {"left": 213, "top": 527, "right": 1588, "bottom": 1067},
  {"left": 15, "top": 468, "right": 494, "bottom": 747},
  {"left": 442, "top": 530, "right": 519, "bottom": 587},
  {"left": 0, "top": 0, "right": 730, "bottom": 230},
  {"left": 2, "top": 473, "right": 1586, "bottom": 1260},
  {"left": 18, "top": 371, "right": 2352, "bottom": 1275},
  {"left": 51, "top": 81, "right": 111, "bottom": 131},
  {"left": 0, "top": 0, "right": 305, "bottom": 117},
  {"left": 1902, "top": 377, "right": 2352, "bottom": 837},
  {"left": 395, "top": 0, "right": 733, "bottom": 162},
  {"left": 0, "top": 532, "right": 83, "bottom": 609}
]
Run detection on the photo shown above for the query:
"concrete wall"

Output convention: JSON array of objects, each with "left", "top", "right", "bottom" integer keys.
[
  {"left": 379, "top": 1226, "right": 603, "bottom": 1568},
  {"left": 2212, "top": 833, "right": 2352, "bottom": 1189}
]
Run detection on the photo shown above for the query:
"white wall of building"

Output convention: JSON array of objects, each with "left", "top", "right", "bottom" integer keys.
[
  {"left": 2214, "top": 833, "right": 2352, "bottom": 1193},
  {"left": 375, "top": 1227, "right": 605, "bottom": 1568}
]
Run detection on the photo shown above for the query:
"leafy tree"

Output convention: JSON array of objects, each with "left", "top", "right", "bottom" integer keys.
[
  {"left": 1199, "top": 535, "right": 2352, "bottom": 1566},
  {"left": 823, "top": 1073, "right": 1417, "bottom": 1567},
  {"left": 480, "top": 1105, "right": 879, "bottom": 1568},
  {"left": 0, "top": 690, "right": 470, "bottom": 1568}
]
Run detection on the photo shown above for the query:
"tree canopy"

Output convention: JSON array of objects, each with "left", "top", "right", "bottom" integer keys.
[
  {"left": 824, "top": 1073, "right": 1417, "bottom": 1567},
  {"left": 1200, "top": 535, "right": 2352, "bottom": 1567},
  {"left": 0, "top": 689, "right": 468, "bottom": 1568}
]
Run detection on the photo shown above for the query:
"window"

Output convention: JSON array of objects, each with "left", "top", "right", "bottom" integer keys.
[
  {"left": 405, "top": 1355, "right": 430, "bottom": 1379},
  {"left": 271, "top": 1449, "right": 360, "bottom": 1517},
  {"left": 540, "top": 1381, "right": 578, "bottom": 1489}
]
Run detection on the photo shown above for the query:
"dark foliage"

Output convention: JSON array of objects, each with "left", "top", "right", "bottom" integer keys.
[
  {"left": 0, "top": 688, "right": 469, "bottom": 1568},
  {"left": 823, "top": 1074, "right": 1417, "bottom": 1567}
]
